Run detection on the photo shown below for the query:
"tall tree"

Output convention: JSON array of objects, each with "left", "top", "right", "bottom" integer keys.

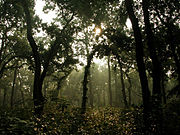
[
  {"left": 107, "top": 55, "right": 113, "bottom": 106},
  {"left": 89, "top": 73, "right": 94, "bottom": 108},
  {"left": 10, "top": 63, "right": 18, "bottom": 108},
  {"left": 113, "top": 64, "right": 120, "bottom": 106},
  {"left": 125, "top": 71, "right": 132, "bottom": 106},
  {"left": 142, "top": 0, "right": 162, "bottom": 99},
  {"left": 150, "top": 0, "right": 180, "bottom": 97},
  {"left": 142, "top": 0, "right": 164, "bottom": 133},
  {"left": 124, "top": 0, "right": 151, "bottom": 133},
  {"left": 81, "top": 46, "right": 101, "bottom": 113},
  {"left": 117, "top": 57, "right": 128, "bottom": 108},
  {"left": 21, "top": 0, "right": 77, "bottom": 116}
]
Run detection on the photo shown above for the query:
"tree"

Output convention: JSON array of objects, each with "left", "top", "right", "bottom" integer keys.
[
  {"left": 124, "top": 0, "right": 151, "bottom": 133},
  {"left": 125, "top": 70, "right": 132, "bottom": 106},
  {"left": 107, "top": 55, "right": 113, "bottom": 106},
  {"left": 81, "top": 46, "right": 101, "bottom": 113},
  {"left": 0, "top": 0, "right": 26, "bottom": 78},
  {"left": 20, "top": 0, "right": 78, "bottom": 116},
  {"left": 150, "top": 0, "right": 180, "bottom": 98},
  {"left": 10, "top": 62, "right": 18, "bottom": 108},
  {"left": 118, "top": 57, "right": 128, "bottom": 108}
]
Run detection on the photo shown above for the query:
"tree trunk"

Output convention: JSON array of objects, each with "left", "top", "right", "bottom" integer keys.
[
  {"left": 108, "top": 55, "right": 112, "bottom": 106},
  {"left": 142, "top": 0, "right": 162, "bottom": 98},
  {"left": 97, "top": 89, "right": 101, "bottom": 107},
  {"left": 55, "top": 75, "right": 68, "bottom": 98},
  {"left": 118, "top": 59, "right": 128, "bottom": 108},
  {"left": 20, "top": 88, "right": 25, "bottom": 107},
  {"left": 125, "top": 0, "right": 151, "bottom": 133},
  {"left": 167, "top": 24, "right": 180, "bottom": 84},
  {"left": 81, "top": 51, "right": 94, "bottom": 114},
  {"left": 89, "top": 74, "right": 94, "bottom": 108},
  {"left": 11, "top": 67, "right": 17, "bottom": 108},
  {"left": 114, "top": 65, "right": 119, "bottom": 106},
  {"left": 161, "top": 73, "right": 166, "bottom": 104},
  {"left": 154, "top": 2, "right": 180, "bottom": 85},
  {"left": 126, "top": 72, "right": 132, "bottom": 106},
  {"left": 103, "top": 88, "right": 106, "bottom": 107},
  {"left": 33, "top": 72, "right": 44, "bottom": 116},
  {"left": 43, "top": 81, "right": 48, "bottom": 98},
  {"left": 81, "top": 46, "right": 101, "bottom": 113},
  {"left": 22, "top": 1, "right": 44, "bottom": 116},
  {"left": 18, "top": 76, "right": 25, "bottom": 107},
  {"left": 142, "top": 0, "right": 163, "bottom": 133},
  {"left": 3, "top": 88, "right": 7, "bottom": 107}
]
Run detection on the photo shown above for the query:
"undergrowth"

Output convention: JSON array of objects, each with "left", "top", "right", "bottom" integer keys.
[{"left": 0, "top": 99, "right": 180, "bottom": 135}]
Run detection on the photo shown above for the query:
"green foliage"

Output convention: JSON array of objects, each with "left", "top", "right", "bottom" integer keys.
[
  {"left": 0, "top": 108, "right": 35, "bottom": 134},
  {"left": 1, "top": 103, "right": 180, "bottom": 134},
  {"left": 163, "top": 98, "right": 180, "bottom": 134},
  {"left": 0, "top": 104, "right": 141, "bottom": 135}
]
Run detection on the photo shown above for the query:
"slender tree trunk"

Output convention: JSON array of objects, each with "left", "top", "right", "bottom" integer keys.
[
  {"left": 0, "top": 88, "right": 1, "bottom": 106},
  {"left": 11, "top": 67, "right": 17, "bottom": 108},
  {"left": 114, "top": 65, "right": 119, "bottom": 106},
  {"left": 20, "top": 88, "right": 25, "bottom": 107},
  {"left": 161, "top": 73, "right": 166, "bottom": 104},
  {"left": 43, "top": 81, "right": 48, "bottom": 98},
  {"left": 19, "top": 77, "right": 25, "bottom": 107},
  {"left": 81, "top": 62, "right": 90, "bottom": 114},
  {"left": 108, "top": 55, "right": 112, "bottom": 106},
  {"left": 97, "top": 90, "right": 101, "bottom": 107},
  {"left": 89, "top": 74, "right": 94, "bottom": 108},
  {"left": 3, "top": 88, "right": 7, "bottom": 107},
  {"left": 118, "top": 59, "right": 128, "bottom": 108},
  {"left": 0, "top": 31, "right": 7, "bottom": 69},
  {"left": 81, "top": 51, "right": 94, "bottom": 114},
  {"left": 81, "top": 46, "right": 101, "bottom": 113},
  {"left": 103, "top": 88, "right": 106, "bottom": 107},
  {"left": 125, "top": 0, "right": 151, "bottom": 133},
  {"left": 0, "top": 35, "right": 5, "bottom": 66},
  {"left": 126, "top": 72, "right": 132, "bottom": 106}
]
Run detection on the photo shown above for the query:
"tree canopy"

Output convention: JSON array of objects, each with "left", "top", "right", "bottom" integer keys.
[{"left": 0, "top": 0, "right": 179, "bottom": 134}]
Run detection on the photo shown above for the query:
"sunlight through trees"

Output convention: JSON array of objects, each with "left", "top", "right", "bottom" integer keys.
[{"left": 0, "top": 0, "right": 179, "bottom": 134}]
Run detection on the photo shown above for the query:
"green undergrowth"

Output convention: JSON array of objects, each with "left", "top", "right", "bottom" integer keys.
[
  {"left": 0, "top": 104, "right": 141, "bottom": 135},
  {"left": 0, "top": 99, "right": 180, "bottom": 134}
]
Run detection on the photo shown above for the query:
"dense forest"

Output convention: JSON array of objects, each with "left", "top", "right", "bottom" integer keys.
[{"left": 0, "top": 0, "right": 180, "bottom": 134}]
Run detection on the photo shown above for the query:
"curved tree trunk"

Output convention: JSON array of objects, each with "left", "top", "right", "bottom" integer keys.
[
  {"left": 81, "top": 46, "right": 100, "bottom": 114},
  {"left": 22, "top": 1, "right": 44, "bottom": 116},
  {"left": 81, "top": 52, "right": 94, "bottom": 114}
]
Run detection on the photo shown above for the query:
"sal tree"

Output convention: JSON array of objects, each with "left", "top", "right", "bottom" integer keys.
[{"left": 15, "top": 0, "right": 79, "bottom": 116}]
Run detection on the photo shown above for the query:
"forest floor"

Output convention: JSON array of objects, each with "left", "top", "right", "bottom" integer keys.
[{"left": 0, "top": 100, "right": 180, "bottom": 135}]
